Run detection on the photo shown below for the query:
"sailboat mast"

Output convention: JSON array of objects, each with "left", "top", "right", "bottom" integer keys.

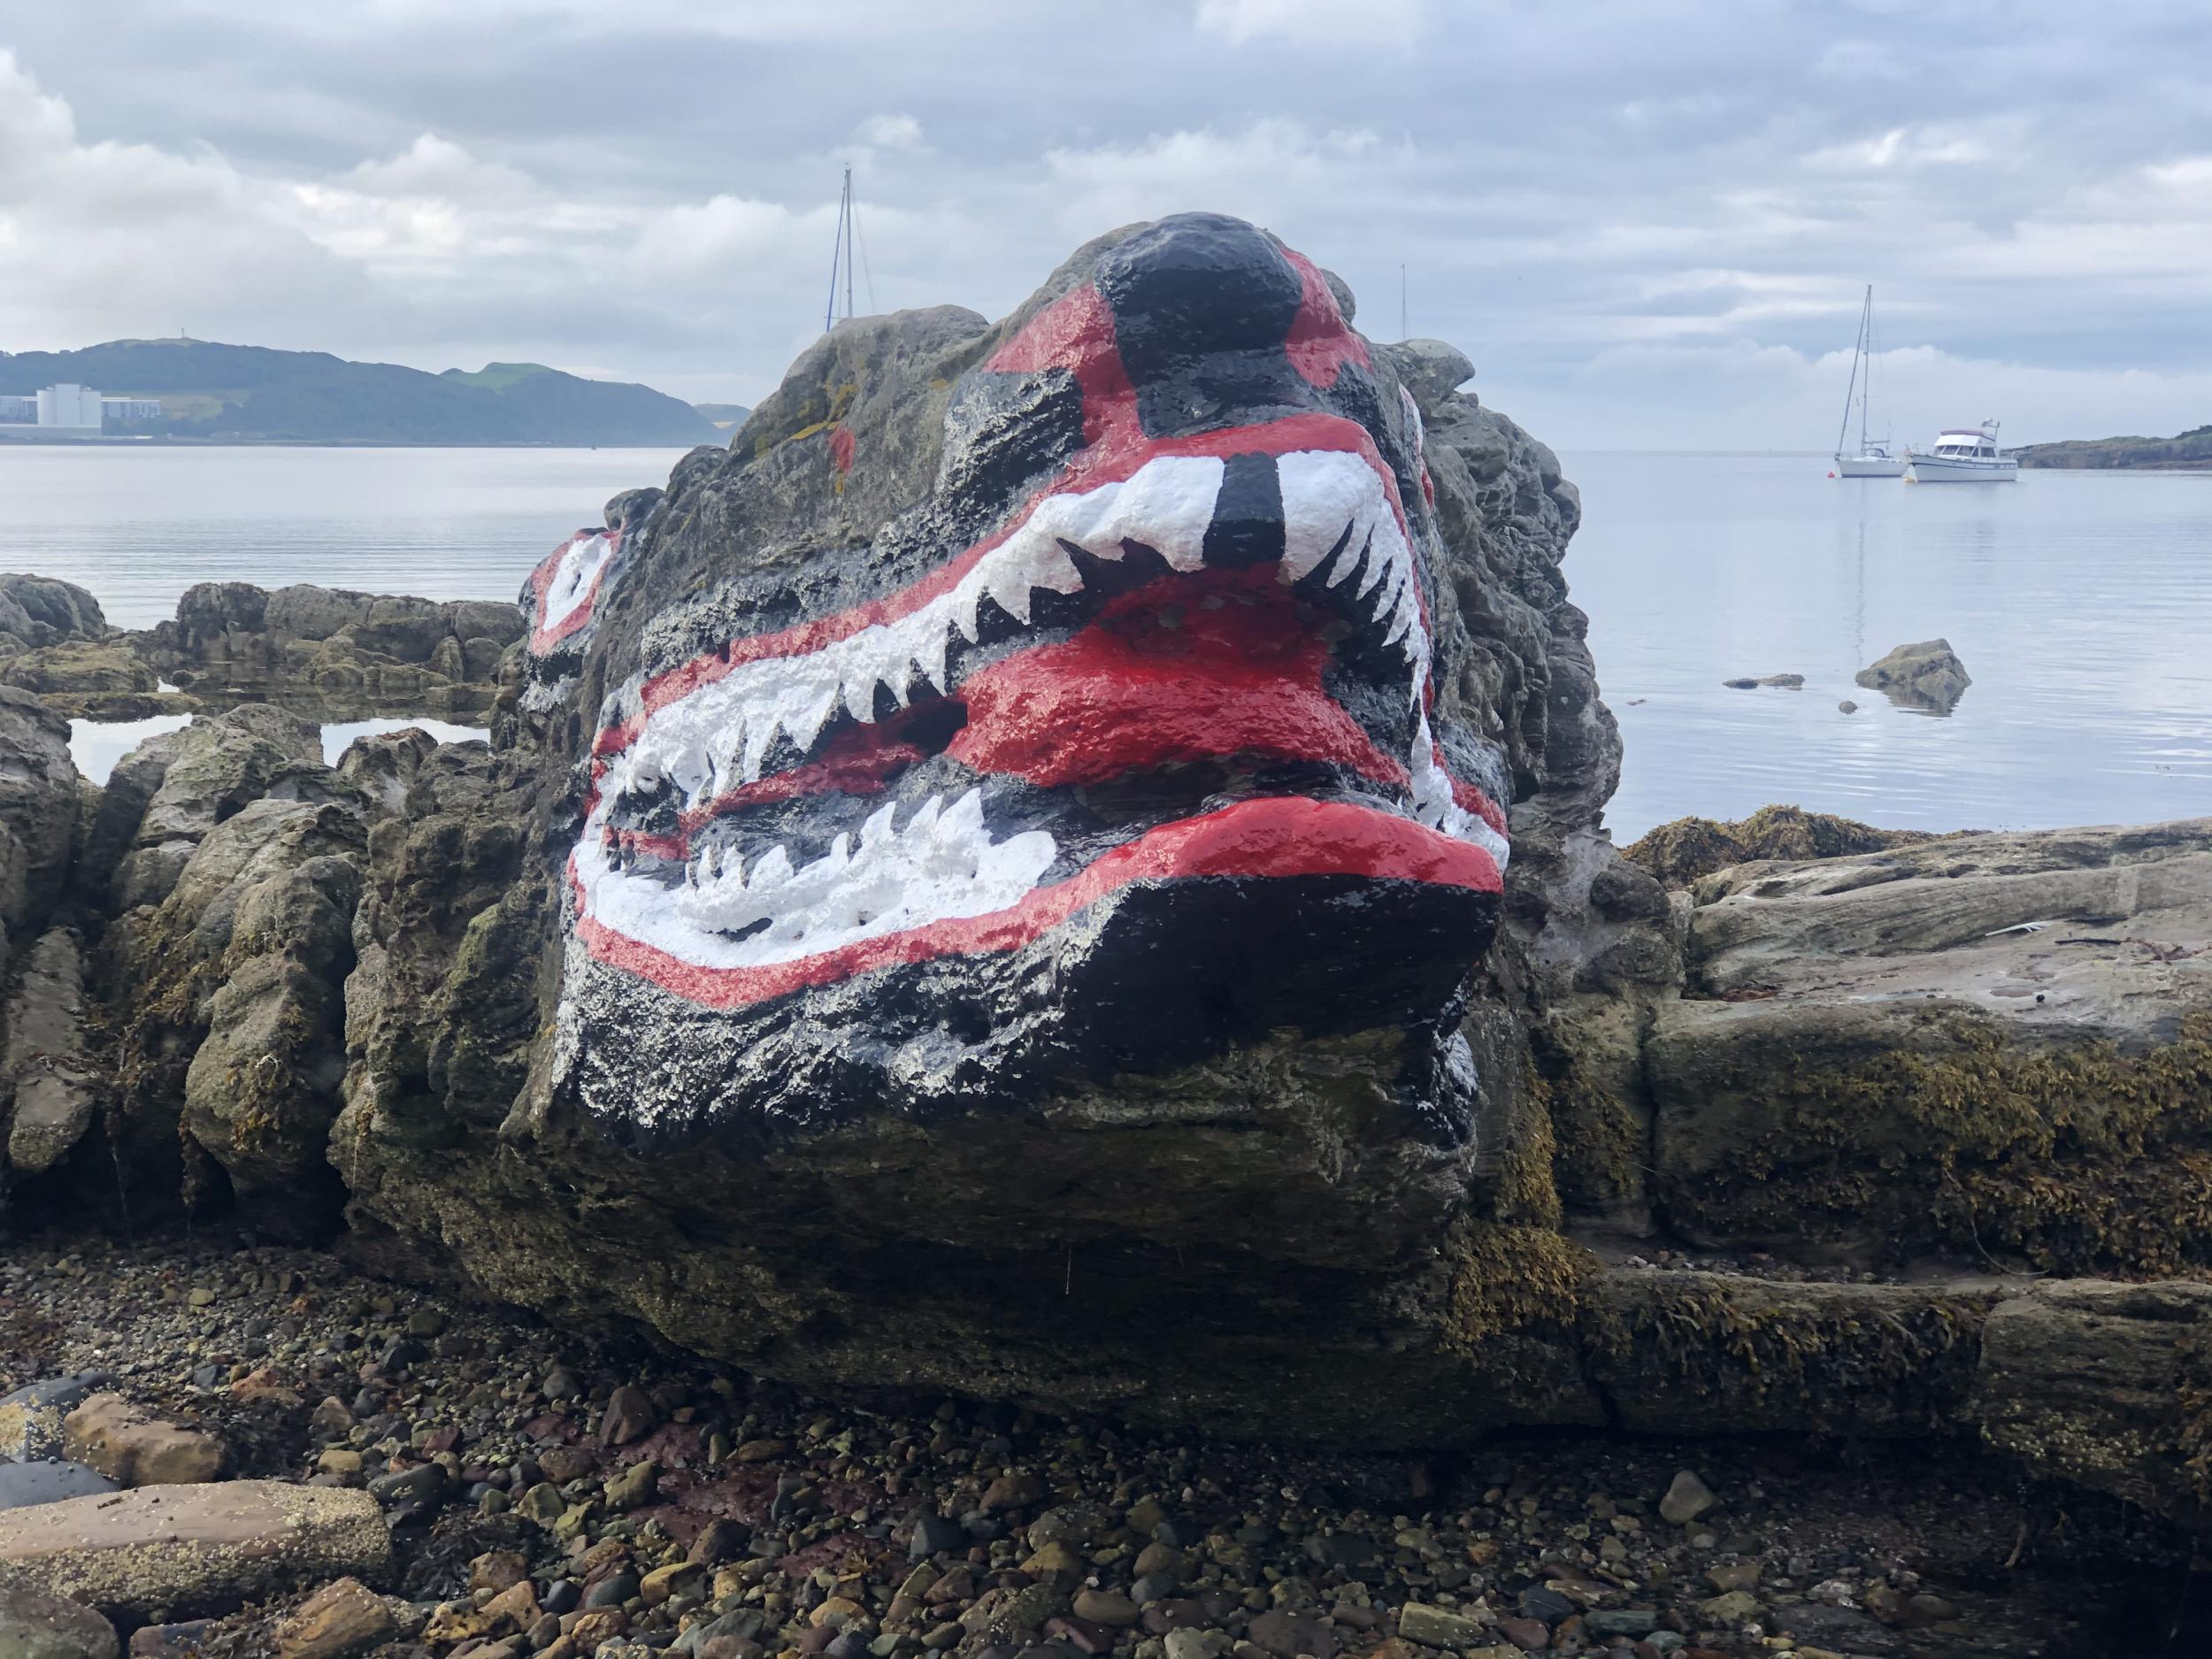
[
  {"left": 1858, "top": 286, "right": 1873, "bottom": 453},
  {"left": 1835, "top": 286, "right": 1866, "bottom": 461},
  {"left": 823, "top": 168, "right": 856, "bottom": 334}
]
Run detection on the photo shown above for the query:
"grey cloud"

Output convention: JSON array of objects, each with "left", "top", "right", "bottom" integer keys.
[{"left": 2, "top": 3, "right": 2209, "bottom": 443}]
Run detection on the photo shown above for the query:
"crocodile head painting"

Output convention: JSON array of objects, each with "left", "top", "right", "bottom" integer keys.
[{"left": 549, "top": 212, "right": 1512, "bottom": 1147}]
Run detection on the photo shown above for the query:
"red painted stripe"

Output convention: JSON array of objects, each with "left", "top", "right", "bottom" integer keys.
[
  {"left": 1436, "top": 744, "right": 1509, "bottom": 837},
  {"left": 1280, "top": 248, "right": 1371, "bottom": 390},
  {"left": 573, "top": 795, "right": 1498, "bottom": 1010}
]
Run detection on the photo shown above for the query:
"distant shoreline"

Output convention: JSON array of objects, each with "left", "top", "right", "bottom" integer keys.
[{"left": 0, "top": 435, "right": 702, "bottom": 450}]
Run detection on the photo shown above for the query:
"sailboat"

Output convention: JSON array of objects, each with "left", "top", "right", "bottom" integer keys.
[{"left": 1832, "top": 285, "right": 1906, "bottom": 478}]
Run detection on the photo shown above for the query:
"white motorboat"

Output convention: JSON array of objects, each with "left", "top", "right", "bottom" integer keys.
[
  {"left": 1907, "top": 421, "right": 2019, "bottom": 482},
  {"left": 1832, "top": 285, "right": 1906, "bottom": 478}
]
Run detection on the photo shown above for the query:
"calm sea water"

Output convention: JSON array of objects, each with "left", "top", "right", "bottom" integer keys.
[
  {"left": 5, "top": 445, "right": 2208, "bottom": 837},
  {"left": 1564, "top": 453, "right": 2212, "bottom": 838}
]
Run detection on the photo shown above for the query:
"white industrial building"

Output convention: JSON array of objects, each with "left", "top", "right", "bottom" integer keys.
[
  {"left": 0, "top": 385, "right": 163, "bottom": 435},
  {"left": 35, "top": 384, "right": 102, "bottom": 428}
]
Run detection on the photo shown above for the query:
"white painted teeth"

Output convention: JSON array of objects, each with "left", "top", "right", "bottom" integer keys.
[
  {"left": 665, "top": 788, "right": 1057, "bottom": 966},
  {"left": 613, "top": 445, "right": 1436, "bottom": 813}
]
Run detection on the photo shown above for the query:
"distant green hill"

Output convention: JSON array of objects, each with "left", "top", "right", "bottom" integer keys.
[
  {"left": 2016, "top": 425, "right": 2212, "bottom": 470},
  {"left": 0, "top": 340, "right": 718, "bottom": 446},
  {"left": 694, "top": 402, "right": 755, "bottom": 430}
]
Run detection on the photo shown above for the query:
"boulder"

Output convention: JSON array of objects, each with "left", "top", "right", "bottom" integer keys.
[
  {"left": 4, "top": 930, "right": 96, "bottom": 1177},
  {"left": 0, "top": 687, "right": 79, "bottom": 943},
  {"left": 134, "top": 582, "right": 524, "bottom": 720},
  {"left": 270, "top": 1575, "right": 396, "bottom": 1659},
  {"left": 0, "top": 1575, "right": 119, "bottom": 1659},
  {"left": 0, "top": 574, "right": 107, "bottom": 651},
  {"left": 338, "top": 214, "right": 1637, "bottom": 1441},
  {"left": 0, "top": 1378, "right": 111, "bottom": 1463},
  {"left": 0, "top": 1463, "right": 118, "bottom": 1512},
  {"left": 105, "top": 705, "right": 326, "bottom": 911},
  {"left": 0, "top": 1481, "right": 388, "bottom": 1619},
  {"left": 0, "top": 641, "right": 160, "bottom": 719},
  {"left": 1855, "top": 638, "right": 1970, "bottom": 712},
  {"left": 332, "top": 727, "right": 440, "bottom": 819},
  {"left": 1650, "top": 819, "right": 2212, "bottom": 1268},
  {"left": 1623, "top": 804, "right": 1932, "bottom": 889},
  {"left": 1975, "top": 1279, "right": 2212, "bottom": 1525},
  {"left": 103, "top": 791, "right": 366, "bottom": 1234},
  {"left": 60, "top": 1394, "right": 227, "bottom": 1487}
]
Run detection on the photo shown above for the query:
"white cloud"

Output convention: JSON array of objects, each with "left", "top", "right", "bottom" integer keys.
[
  {"left": 853, "top": 114, "right": 924, "bottom": 150},
  {"left": 1042, "top": 120, "right": 1398, "bottom": 238},
  {"left": 1193, "top": 0, "right": 1425, "bottom": 44}
]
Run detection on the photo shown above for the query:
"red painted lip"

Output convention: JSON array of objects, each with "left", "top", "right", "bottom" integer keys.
[
  {"left": 573, "top": 795, "right": 1499, "bottom": 1010},
  {"left": 945, "top": 566, "right": 1410, "bottom": 792}
]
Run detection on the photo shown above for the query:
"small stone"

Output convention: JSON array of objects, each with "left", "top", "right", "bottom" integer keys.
[
  {"left": 1163, "top": 1631, "right": 1215, "bottom": 1659},
  {"left": 979, "top": 1472, "right": 1046, "bottom": 1513},
  {"left": 1697, "top": 1591, "right": 1762, "bottom": 1625},
  {"left": 1396, "top": 1604, "right": 1486, "bottom": 1649},
  {"left": 62, "top": 1394, "right": 227, "bottom": 1487},
  {"left": 643, "top": 1562, "right": 704, "bottom": 1606},
  {"left": 1838, "top": 700, "right": 1858, "bottom": 714},
  {"left": 1245, "top": 1609, "right": 1331, "bottom": 1658},
  {"left": 584, "top": 1571, "right": 640, "bottom": 1610},
  {"left": 541, "top": 1579, "right": 582, "bottom": 1617},
  {"left": 273, "top": 1576, "right": 395, "bottom": 1659},
  {"left": 689, "top": 1517, "right": 749, "bottom": 1567},
  {"left": 404, "top": 1308, "right": 447, "bottom": 1337},
  {"left": 318, "top": 1448, "right": 364, "bottom": 1481},
  {"left": 471, "top": 1550, "right": 531, "bottom": 1593},
  {"left": 1493, "top": 1618, "right": 1548, "bottom": 1654},
  {"left": 367, "top": 1462, "right": 446, "bottom": 1509},
  {"left": 517, "top": 1482, "right": 565, "bottom": 1525},
  {"left": 603, "top": 1458, "right": 658, "bottom": 1511},
  {"left": 187, "top": 1287, "right": 216, "bottom": 1309},
  {"left": 1022, "top": 1540, "right": 1083, "bottom": 1578},
  {"left": 734, "top": 1437, "right": 789, "bottom": 1463},
  {"left": 542, "top": 1368, "right": 582, "bottom": 1401},
  {"left": 1586, "top": 1609, "right": 1658, "bottom": 1639},
  {"left": 598, "top": 1385, "right": 657, "bottom": 1448},
  {"left": 1705, "top": 1562, "right": 1759, "bottom": 1594},
  {"left": 910, "top": 1513, "right": 965, "bottom": 1559},
  {"left": 1072, "top": 1590, "right": 1140, "bottom": 1629},
  {"left": 1517, "top": 1587, "right": 1574, "bottom": 1625},
  {"left": 1658, "top": 1471, "right": 1717, "bottom": 1525}
]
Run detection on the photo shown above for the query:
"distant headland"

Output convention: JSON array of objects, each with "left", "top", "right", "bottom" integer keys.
[
  {"left": 0, "top": 338, "right": 747, "bottom": 447},
  {"left": 2016, "top": 423, "right": 2212, "bottom": 470}
]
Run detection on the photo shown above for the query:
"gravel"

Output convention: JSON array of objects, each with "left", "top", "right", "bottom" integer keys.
[{"left": 0, "top": 1234, "right": 2207, "bottom": 1659}]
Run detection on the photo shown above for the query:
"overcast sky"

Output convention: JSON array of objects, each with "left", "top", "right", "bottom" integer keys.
[{"left": 3, "top": 0, "right": 2208, "bottom": 447}]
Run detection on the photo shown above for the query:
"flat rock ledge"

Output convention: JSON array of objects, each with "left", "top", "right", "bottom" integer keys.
[{"left": 0, "top": 1481, "right": 390, "bottom": 1619}]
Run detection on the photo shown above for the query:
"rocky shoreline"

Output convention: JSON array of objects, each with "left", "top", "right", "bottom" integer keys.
[
  {"left": 3, "top": 1233, "right": 2205, "bottom": 1659},
  {"left": 2, "top": 213, "right": 2208, "bottom": 1655}
]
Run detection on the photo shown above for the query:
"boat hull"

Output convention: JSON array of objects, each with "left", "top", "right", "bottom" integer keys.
[
  {"left": 1907, "top": 455, "right": 2019, "bottom": 482},
  {"left": 1836, "top": 454, "right": 1908, "bottom": 478}
]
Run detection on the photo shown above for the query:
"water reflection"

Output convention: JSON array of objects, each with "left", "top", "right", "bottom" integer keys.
[{"left": 68, "top": 713, "right": 489, "bottom": 785}]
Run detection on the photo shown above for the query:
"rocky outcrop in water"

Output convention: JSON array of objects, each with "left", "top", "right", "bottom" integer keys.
[
  {"left": 1855, "top": 637, "right": 1971, "bottom": 712},
  {"left": 134, "top": 583, "right": 523, "bottom": 718}
]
